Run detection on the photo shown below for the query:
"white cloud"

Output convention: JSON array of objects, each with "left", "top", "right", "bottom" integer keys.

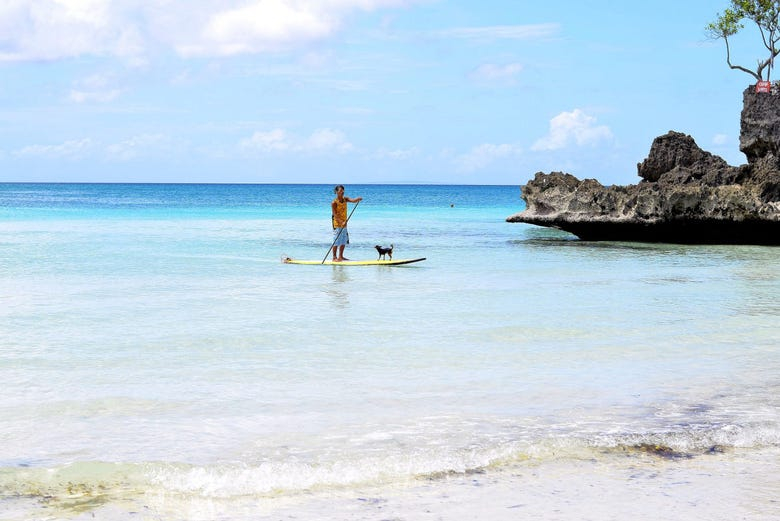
[
  {"left": 240, "top": 129, "right": 293, "bottom": 152},
  {"left": 105, "top": 134, "right": 172, "bottom": 161},
  {"left": 70, "top": 89, "right": 121, "bottom": 103},
  {"left": 179, "top": 1, "right": 336, "bottom": 57},
  {"left": 0, "top": 0, "right": 420, "bottom": 62},
  {"left": 240, "top": 128, "right": 354, "bottom": 154},
  {"left": 441, "top": 23, "right": 560, "bottom": 42},
  {"left": 0, "top": 0, "right": 144, "bottom": 62},
  {"left": 13, "top": 134, "right": 182, "bottom": 162},
  {"left": 373, "top": 146, "right": 420, "bottom": 160},
  {"left": 178, "top": 0, "right": 419, "bottom": 56},
  {"left": 69, "top": 74, "right": 122, "bottom": 103},
  {"left": 531, "top": 109, "right": 613, "bottom": 151},
  {"left": 470, "top": 63, "right": 523, "bottom": 84},
  {"left": 712, "top": 133, "right": 729, "bottom": 146},
  {"left": 455, "top": 143, "right": 522, "bottom": 173},
  {"left": 14, "top": 138, "right": 94, "bottom": 159},
  {"left": 305, "top": 128, "right": 354, "bottom": 153}
]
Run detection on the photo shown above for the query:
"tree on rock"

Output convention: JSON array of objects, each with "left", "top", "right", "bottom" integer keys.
[{"left": 707, "top": 0, "right": 780, "bottom": 81}]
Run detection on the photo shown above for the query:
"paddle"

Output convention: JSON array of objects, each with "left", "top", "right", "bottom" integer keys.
[{"left": 322, "top": 200, "right": 360, "bottom": 264}]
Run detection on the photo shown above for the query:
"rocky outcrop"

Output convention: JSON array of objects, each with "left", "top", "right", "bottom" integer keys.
[
  {"left": 507, "top": 86, "right": 780, "bottom": 244},
  {"left": 741, "top": 85, "right": 780, "bottom": 161}
]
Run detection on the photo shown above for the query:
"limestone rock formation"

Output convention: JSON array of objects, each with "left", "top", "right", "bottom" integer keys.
[{"left": 507, "top": 86, "right": 780, "bottom": 244}]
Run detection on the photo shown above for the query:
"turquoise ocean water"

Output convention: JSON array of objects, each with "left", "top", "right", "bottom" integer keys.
[{"left": 1, "top": 183, "right": 779, "bottom": 520}]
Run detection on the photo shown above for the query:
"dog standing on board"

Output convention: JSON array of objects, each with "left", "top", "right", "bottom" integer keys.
[{"left": 375, "top": 244, "right": 393, "bottom": 260}]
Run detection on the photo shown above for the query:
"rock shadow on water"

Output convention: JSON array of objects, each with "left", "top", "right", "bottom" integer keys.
[{"left": 609, "top": 443, "right": 728, "bottom": 461}]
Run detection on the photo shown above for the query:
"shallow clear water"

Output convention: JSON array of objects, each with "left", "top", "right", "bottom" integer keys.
[{"left": 0, "top": 183, "right": 778, "bottom": 519}]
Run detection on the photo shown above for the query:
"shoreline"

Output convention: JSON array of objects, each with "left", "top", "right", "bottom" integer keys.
[{"left": 8, "top": 447, "right": 777, "bottom": 520}]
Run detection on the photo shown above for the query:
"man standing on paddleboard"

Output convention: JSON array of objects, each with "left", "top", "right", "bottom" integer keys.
[{"left": 331, "top": 185, "right": 362, "bottom": 262}]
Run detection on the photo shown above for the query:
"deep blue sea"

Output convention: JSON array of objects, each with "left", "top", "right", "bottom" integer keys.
[{"left": 1, "top": 183, "right": 779, "bottom": 520}]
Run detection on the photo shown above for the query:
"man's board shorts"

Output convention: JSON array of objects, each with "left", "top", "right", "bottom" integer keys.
[{"left": 333, "top": 227, "right": 349, "bottom": 246}]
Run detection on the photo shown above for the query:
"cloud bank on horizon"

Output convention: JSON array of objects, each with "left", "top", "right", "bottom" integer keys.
[{"left": 0, "top": 1, "right": 751, "bottom": 184}]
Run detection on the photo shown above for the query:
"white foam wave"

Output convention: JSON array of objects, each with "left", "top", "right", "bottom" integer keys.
[
  {"left": 2, "top": 420, "right": 778, "bottom": 504},
  {"left": 150, "top": 446, "right": 519, "bottom": 498}
]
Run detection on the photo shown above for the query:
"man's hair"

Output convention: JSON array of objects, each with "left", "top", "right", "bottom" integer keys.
[{"left": 334, "top": 185, "right": 345, "bottom": 193}]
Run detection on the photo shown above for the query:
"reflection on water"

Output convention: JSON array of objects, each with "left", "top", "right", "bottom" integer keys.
[{"left": 325, "top": 266, "right": 351, "bottom": 309}]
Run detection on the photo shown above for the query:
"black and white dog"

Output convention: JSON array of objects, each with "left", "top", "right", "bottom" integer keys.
[{"left": 374, "top": 244, "right": 393, "bottom": 260}]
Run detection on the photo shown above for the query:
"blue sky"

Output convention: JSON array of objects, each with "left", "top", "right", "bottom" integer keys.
[{"left": 0, "top": 0, "right": 767, "bottom": 185}]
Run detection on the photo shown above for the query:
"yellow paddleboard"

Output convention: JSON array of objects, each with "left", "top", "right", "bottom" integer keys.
[{"left": 283, "top": 257, "right": 426, "bottom": 266}]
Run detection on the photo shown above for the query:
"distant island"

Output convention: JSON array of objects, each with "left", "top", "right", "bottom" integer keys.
[{"left": 507, "top": 86, "right": 780, "bottom": 245}]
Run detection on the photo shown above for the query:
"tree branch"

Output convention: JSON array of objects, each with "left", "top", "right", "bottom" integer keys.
[
  {"left": 756, "top": 47, "right": 780, "bottom": 80},
  {"left": 756, "top": 20, "right": 772, "bottom": 50},
  {"left": 730, "top": 63, "right": 762, "bottom": 80},
  {"left": 724, "top": 36, "right": 761, "bottom": 80}
]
